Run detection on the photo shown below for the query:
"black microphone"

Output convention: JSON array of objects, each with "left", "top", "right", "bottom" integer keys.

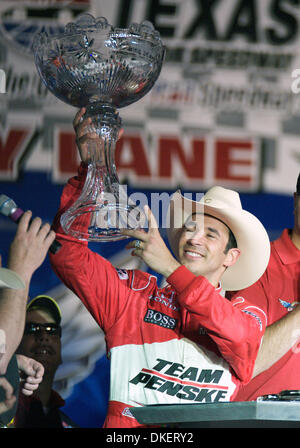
[{"left": 0, "top": 194, "right": 61, "bottom": 255}]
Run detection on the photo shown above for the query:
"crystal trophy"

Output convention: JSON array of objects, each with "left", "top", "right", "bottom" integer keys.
[{"left": 33, "top": 13, "right": 165, "bottom": 241}]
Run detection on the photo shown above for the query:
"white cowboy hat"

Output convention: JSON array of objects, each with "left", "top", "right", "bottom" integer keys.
[
  {"left": 0, "top": 267, "right": 25, "bottom": 289},
  {"left": 166, "top": 186, "right": 270, "bottom": 291}
]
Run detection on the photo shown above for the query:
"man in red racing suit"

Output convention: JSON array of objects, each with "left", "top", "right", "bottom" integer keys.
[{"left": 49, "top": 109, "right": 270, "bottom": 428}]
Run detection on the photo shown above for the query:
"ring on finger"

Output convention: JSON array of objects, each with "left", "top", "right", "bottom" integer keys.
[{"left": 134, "top": 240, "right": 142, "bottom": 249}]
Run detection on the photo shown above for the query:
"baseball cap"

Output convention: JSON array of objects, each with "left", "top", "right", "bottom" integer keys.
[
  {"left": 26, "top": 295, "right": 61, "bottom": 325},
  {"left": 0, "top": 268, "right": 25, "bottom": 290},
  {"left": 297, "top": 172, "right": 300, "bottom": 195}
]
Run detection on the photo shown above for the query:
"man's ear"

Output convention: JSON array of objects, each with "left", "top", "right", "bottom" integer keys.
[{"left": 224, "top": 248, "right": 241, "bottom": 268}]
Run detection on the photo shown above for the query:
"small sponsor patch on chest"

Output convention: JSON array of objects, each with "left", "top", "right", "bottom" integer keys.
[{"left": 144, "top": 308, "right": 177, "bottom": 330}]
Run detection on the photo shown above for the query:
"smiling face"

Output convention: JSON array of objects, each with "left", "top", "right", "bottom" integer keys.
[
  {"left": 18, "top": 309, "right": 62, "bottom": 375},
  {"left": 177, "top": 213, "right": 240, "bottom": 287}
]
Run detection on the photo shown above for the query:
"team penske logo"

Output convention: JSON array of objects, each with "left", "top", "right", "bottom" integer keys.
[{"left": 129, "top": 358, "right": 229, "bottom": 403}]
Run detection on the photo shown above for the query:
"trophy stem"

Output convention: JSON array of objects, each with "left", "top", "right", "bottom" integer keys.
[{"left": 60, "top": 103, "right": 146, "bottom": 241}]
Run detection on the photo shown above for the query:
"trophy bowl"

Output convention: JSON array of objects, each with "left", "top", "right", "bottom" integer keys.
[{"left": 32, "top": 13, "right": 165, "bottom": 241}]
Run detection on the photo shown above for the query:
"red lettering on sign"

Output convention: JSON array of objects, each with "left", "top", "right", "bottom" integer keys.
[
  {"left": 0, "top": 124, "right": 257, "bottom": 190},
  {"left": 215, "top": 140, "right": 253, "bottom": 182},
  {"left": 115, "top": 135, "right": 151, "bottom": 177},
  {"left": 0, "top": 129, "right": 31, "bottom": 178},
  {"left": 159, "top": 137, "right": 205, "bottom": 179},
  {"left": 58, "top": 132, "right": 79, "bottom": 174}
]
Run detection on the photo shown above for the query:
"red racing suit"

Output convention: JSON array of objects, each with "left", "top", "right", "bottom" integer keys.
[
  {"left": 49, "top": 163, "right": 267, "bottom": 428},
  {"left": 227, "top": 229, "right": 300, "bottom": 401}
]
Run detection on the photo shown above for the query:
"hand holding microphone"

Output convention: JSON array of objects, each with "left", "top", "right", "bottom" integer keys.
[{"left": 0, "top": 194, "right": 61, "bottom": 255}]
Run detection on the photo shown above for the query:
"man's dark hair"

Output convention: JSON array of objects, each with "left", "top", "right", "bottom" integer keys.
[{"left": 224, "top": 228, "right": 237, "bottom": 254}]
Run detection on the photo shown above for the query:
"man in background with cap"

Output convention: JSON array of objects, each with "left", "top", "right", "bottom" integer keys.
[
  {"left": 0, "top": 210, "right": 56, "bottom": 426},
  {"left": 13, "top": 295, "right": 79, "bottom": 427},
  {"left": 226, "top": 172, "right": 300, "bottom": 401},
  {"left": 49, "top": 108, "right": 270, "bottom": 428}
]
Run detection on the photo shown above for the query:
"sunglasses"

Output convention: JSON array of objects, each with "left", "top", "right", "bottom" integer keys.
[{"left": 24, "top": 322, "right": 62, "bottom": 337}]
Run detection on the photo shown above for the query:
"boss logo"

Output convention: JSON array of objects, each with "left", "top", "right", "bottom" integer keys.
[{"left": 144, "top": 309, "right": 177, "bottom": 330}]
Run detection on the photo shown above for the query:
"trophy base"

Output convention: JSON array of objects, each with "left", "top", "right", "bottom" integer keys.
[{"left": 60, "top": 202, "right": 146, "bottom": 242}]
